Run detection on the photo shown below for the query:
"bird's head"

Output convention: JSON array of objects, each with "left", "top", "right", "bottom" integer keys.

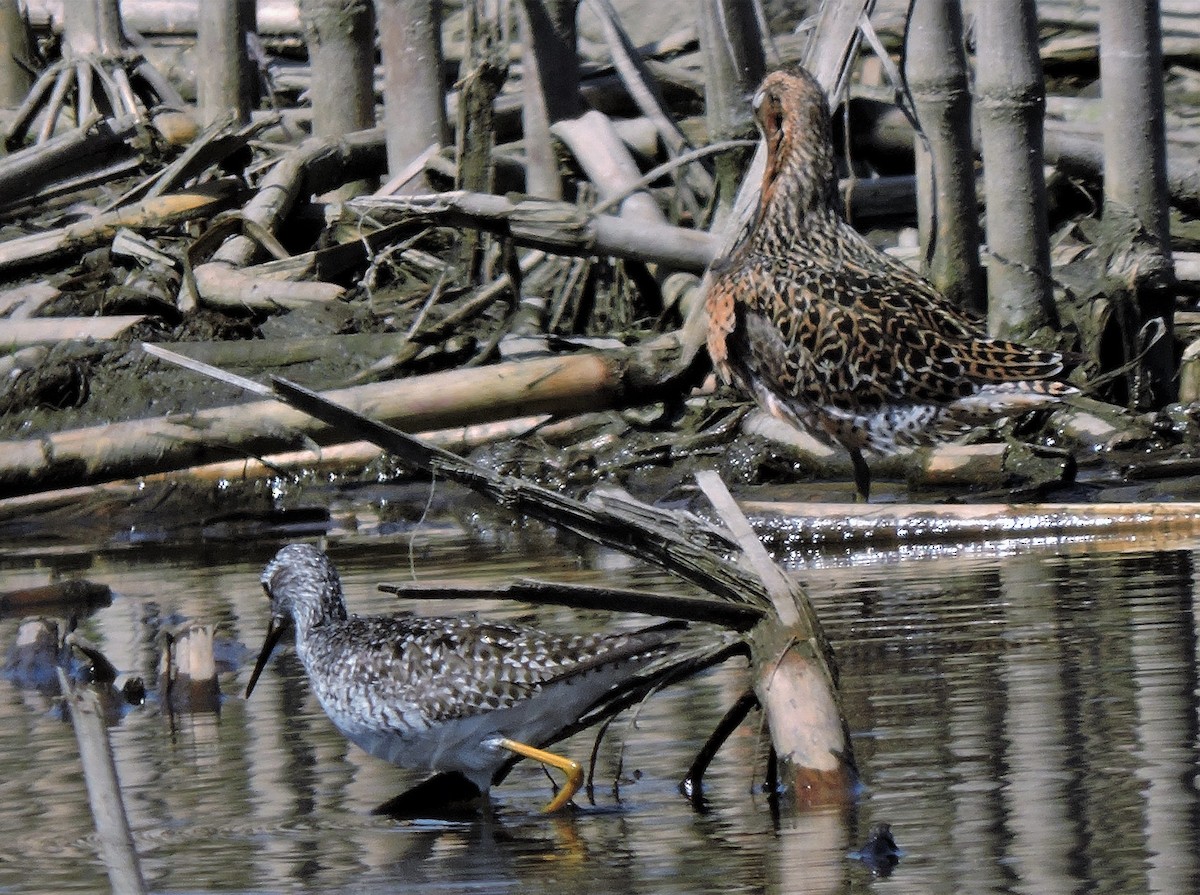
[
  {"left": 245, "top": 543, "right": 346, "bottom": 698},
  {"left": 752, "top": 67, "right": 837, "bottom": 216}
]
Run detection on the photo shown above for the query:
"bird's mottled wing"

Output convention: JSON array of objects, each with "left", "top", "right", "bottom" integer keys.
[
  {"left": 318, "top": 617, "right": 671, "bottom": 726},
  {"left": 831, "top": 228, "right": 1064, "bottom": 382}
]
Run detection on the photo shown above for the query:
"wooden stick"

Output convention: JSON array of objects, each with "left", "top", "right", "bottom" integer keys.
[
  {"left": 59, "top": 672, "right": 148, "bottom": 895},
  {"left": 696, "top": 471, "right": 852, "bottom": 805},
  {"left": 0, "top": 114, "right": 139, "bottom": 205},
  {"left": 379, "top": 578, "right": 766, "bottom": 628},
  {"left": 203, "top": 126, "right": 387, "bottom": 271},
  {"left": 192, "top": 262, "right": 345, "bottom": 311},
  {"left": 0, "top": 182, "right": 238, "bottom": 272},
  {"left": 0, "top": 316, "right": 146, "bottom": 347},
  {"left": 583, "top": 0, "right": 713, "bottom": 200},
  {"left": 346, "top": 190, "right": 720, "bottom": 272}
]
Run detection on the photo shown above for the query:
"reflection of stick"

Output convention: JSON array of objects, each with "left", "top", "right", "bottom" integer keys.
[{"left": 58, "top": 671, "right": 148, "bottom": 895}]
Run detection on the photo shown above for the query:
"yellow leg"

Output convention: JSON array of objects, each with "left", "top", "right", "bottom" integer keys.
[{"left": 497, "top": 737, "right": 583, "bottom": 813}]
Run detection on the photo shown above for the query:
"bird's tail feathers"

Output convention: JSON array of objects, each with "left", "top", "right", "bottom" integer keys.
[{"left": 961, "top": 338, "right": 1066, "bottom": 382}]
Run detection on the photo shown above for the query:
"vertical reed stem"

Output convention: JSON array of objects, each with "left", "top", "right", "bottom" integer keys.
[
  {"left": 905, "top": 0, "right": 984, "bottom": 314},
  {"left": 974, "top": 0, "right": 1056, "bottom": 340},
  {"left": 1098, "top": 0, "right": 1176, "bottom": 405}
]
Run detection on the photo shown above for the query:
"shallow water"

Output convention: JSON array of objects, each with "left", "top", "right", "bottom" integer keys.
[{"left": 2, "top": 518, "right": 1199, "bottom": 894}]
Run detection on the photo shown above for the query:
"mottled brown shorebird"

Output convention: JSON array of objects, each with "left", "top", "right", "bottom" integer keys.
[
  {"left": 245, "top": 543, "right": 677, "bottom": 812},
  {"left": 707, "top": 67, "right": 1075, "bottom": 500}
]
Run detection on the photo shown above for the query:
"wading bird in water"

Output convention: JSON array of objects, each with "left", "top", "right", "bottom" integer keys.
[
  {"left": 706, "top": 67, "right": 1075, "bottom": 500},
  {"left": 245, "top": 543, "right": 678, "bottom": 812}
]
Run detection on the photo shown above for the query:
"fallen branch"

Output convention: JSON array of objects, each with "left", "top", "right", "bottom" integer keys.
[
  {"left": 344, "top": 191, "right": 720, "bottom": 273},
  {"left": 59, "top": 673, "right": 148, "bottom": 895},
  {"left": 0, "top": 114, "right": 141, "bottom": 207},
  {"left": 0, "top": 341, "right": 685, "bottom": 498},
  {"left": 379, "top": 578, "right": 765, "bottom": 629},
  {"left": 0, "top": 316, "right": 146, "bottom": 347},
  {"left": 696, "top": 471, "right": 851, "bottom": 803},
  {"left": 0, "top": 181, "right": 239, "bottom": 273}
]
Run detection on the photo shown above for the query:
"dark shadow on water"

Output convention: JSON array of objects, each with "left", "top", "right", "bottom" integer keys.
[{"left": 371, "top": 771, "right": 485, "bottom": 820}]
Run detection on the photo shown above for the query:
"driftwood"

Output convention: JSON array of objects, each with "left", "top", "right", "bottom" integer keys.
[
  {"left": 0, "top": 316, "right": 146, "bottom": 347},
  {"left": 0, "top": 283, "right": 59, "bottom": 317},
  {"left": 24, "top": 0, "right": 303, "bottom": 36},
  {"left": 0, "top": 115, "right": 145, "bottom": 207},
  {"left": 345, "top": 190, "right": 719, "bottom": 273},
  {"left": 59, "top": 673, "right": 148, "bottom": 895},
  {"left": 583, "top": 0, "right": 713, "bottom": 206},
  {"left": 0, "top": 182, "right": 238, "bottom": 273},
  {"left": 0, "top": 415, "right": 604, "bottom": 528},
  {"left": 696, "top": 470, "right": 849, "bottom": 800},
  {"left": 203, "top": 127, "right": 387, "bottom": 269},
  {"left": 0, "top": 343, "right": 684, "bottom": 498},
  {"left": 743, "top": 410, "right": 1074, "bottom": 492},
  {"left": 192, "top": 263, "right": 345, "bottom": 311}
]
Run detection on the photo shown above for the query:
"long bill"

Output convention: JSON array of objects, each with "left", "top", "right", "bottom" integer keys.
[{"left": 244, "top": 616, "right": 288, "bottom": 699}]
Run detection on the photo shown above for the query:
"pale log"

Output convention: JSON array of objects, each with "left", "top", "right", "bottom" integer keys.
[
  {"left": 0, "top": 347, "right": 685, "bottom": 497},
  {"left": 0, "top": 316, "right": 146, "bottom": 347},
  {"left": 0, "top": 183, "right": 237, "bottom": 272}
]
